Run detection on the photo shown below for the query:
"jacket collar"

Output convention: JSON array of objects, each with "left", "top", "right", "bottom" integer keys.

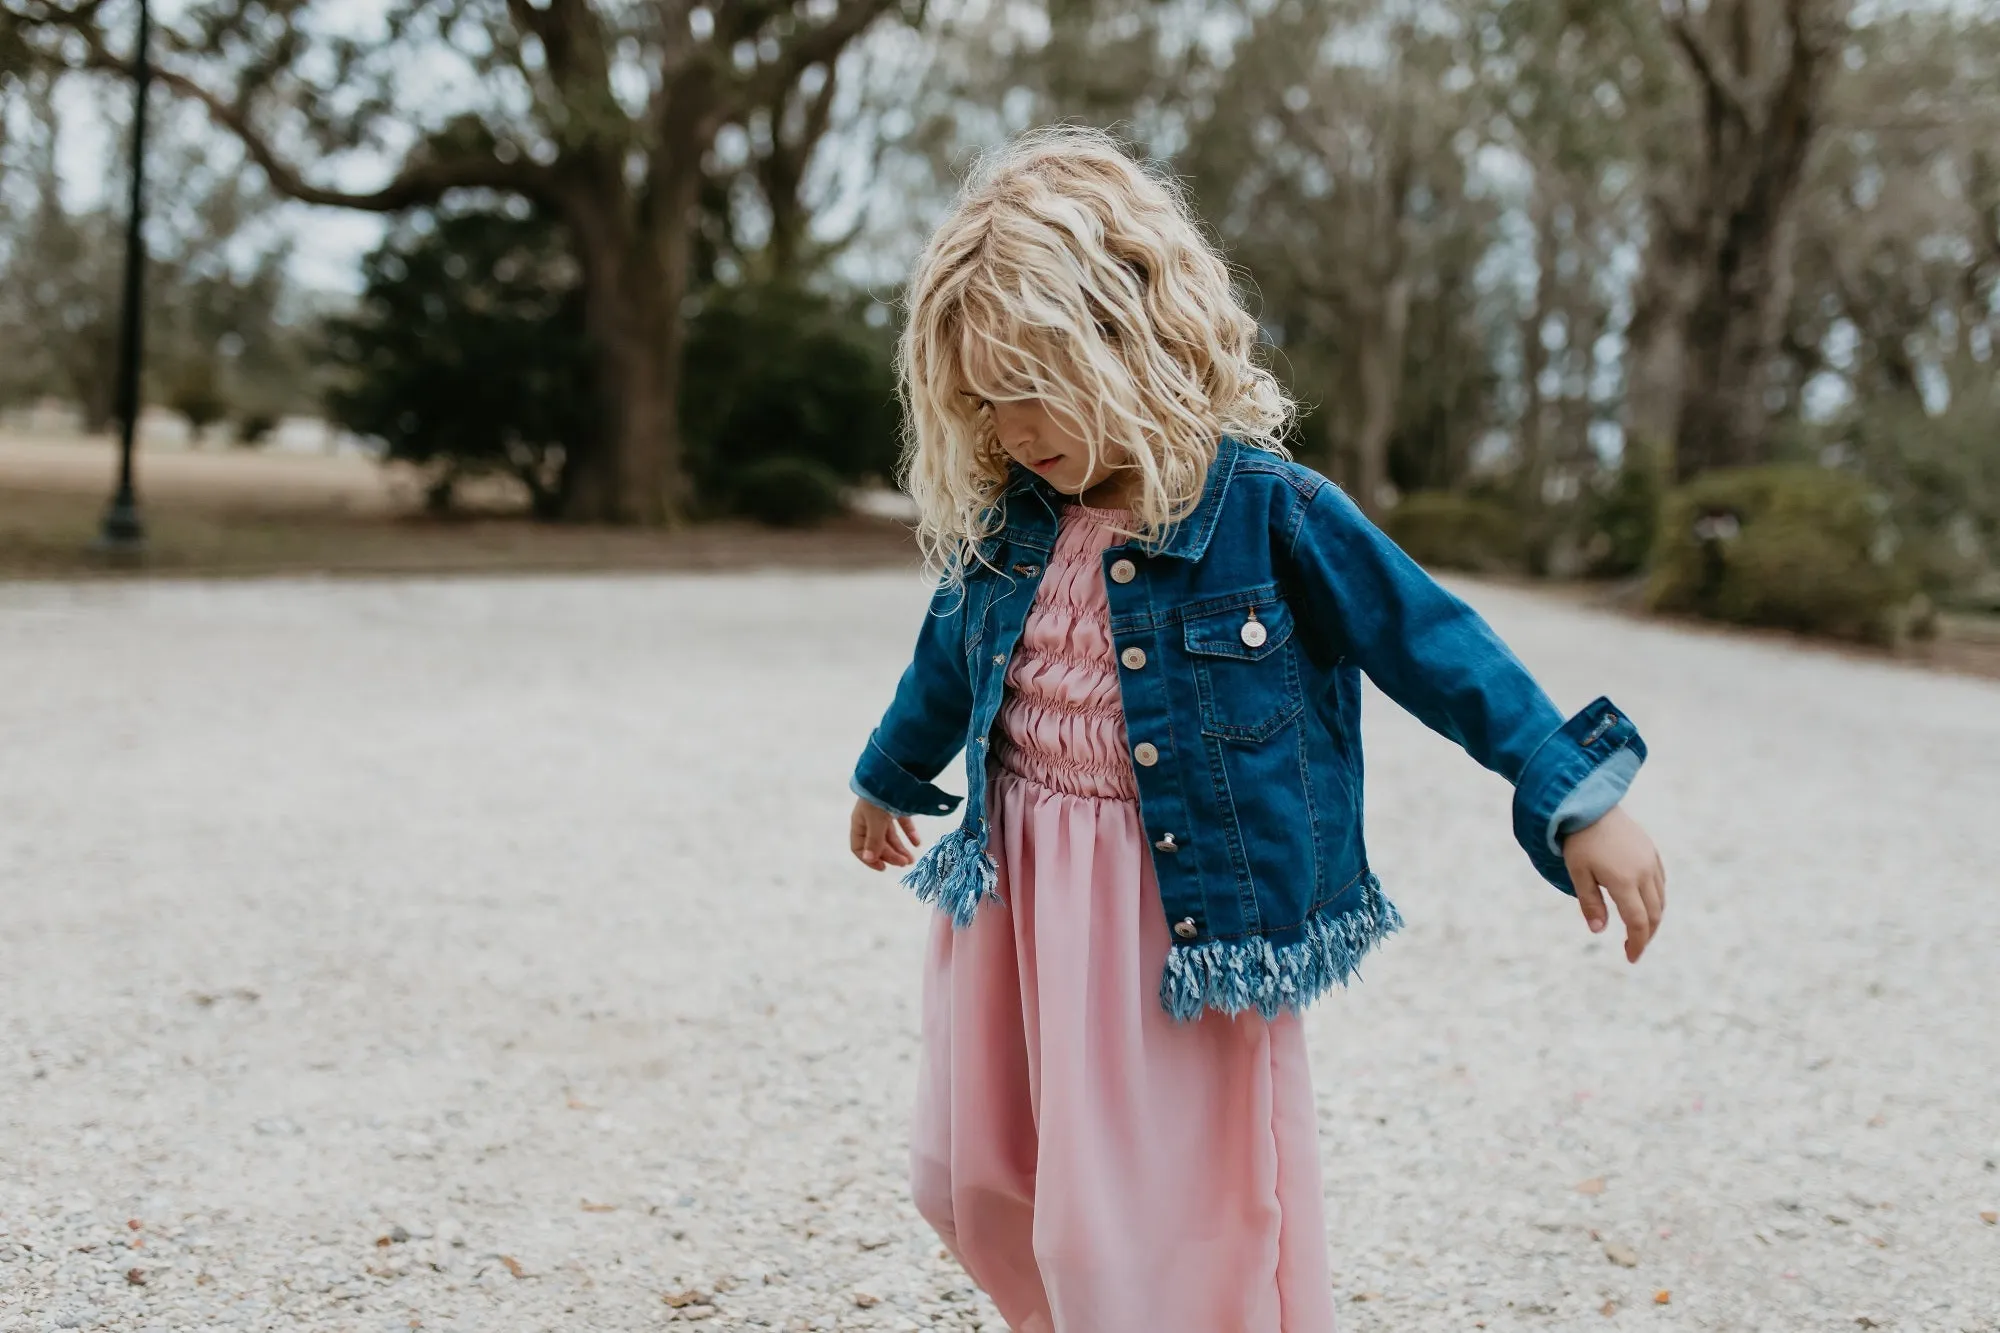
[{"left": 995, "top": 436, "right": 1240, "bottom": 561}]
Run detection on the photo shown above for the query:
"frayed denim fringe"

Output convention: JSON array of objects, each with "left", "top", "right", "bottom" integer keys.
[
  {"left": 1158, "top": 875, "right": 1404, "bottom": 1022},
  {"left": 900, "top": 822, "right": 999, "bottom": 928}
]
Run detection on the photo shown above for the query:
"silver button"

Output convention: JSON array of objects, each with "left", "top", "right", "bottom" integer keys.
[
  {"left": 1153, "top": 832, "right": 1178, "bottom": 853},
  {"left": 1120, "top": 646, "right": 1147, "bottom": 670},
  {"left": 1173, "top": 917, "right": 1198, "bottom": 940},
  {"left": 1132, "top": 741, "right": 1158, "bottom": 767},
  {"left": 1109, "top": 558, "right": 1137, "bottom": 584},
  {"left": 1240, "top": 612, "right": 1267, "bottom": 648},
  {"left": 992, "top": 653, "right": 1005, "bottom": 665}
]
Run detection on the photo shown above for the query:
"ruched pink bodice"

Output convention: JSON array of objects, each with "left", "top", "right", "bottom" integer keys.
[{"left": 993, "top": 503, "right": 1140, "bottom": 802}]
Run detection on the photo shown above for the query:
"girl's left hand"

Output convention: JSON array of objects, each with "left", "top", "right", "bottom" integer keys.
[{"left": 1562, "top": 805, "right": 1666, "bottom": 962}]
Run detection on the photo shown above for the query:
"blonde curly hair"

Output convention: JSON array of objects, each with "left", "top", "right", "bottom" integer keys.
[{"left": 898, "top": 125, "right": 1294, "bottom": 580}]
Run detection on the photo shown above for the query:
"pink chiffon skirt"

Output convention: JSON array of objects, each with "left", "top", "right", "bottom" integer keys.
[{"left": 908, "top": 767, "right": 1338, "bottom": 1332}]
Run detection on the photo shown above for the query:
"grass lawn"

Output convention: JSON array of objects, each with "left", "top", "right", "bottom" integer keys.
[
  {"left": 0, "top": 431, "right": 917, "bottom": 579},
  {"left": 4, "top": 427, "right": 1995, "bottom": 681}
]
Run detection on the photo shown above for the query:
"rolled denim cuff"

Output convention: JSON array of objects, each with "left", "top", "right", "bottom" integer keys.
[
  {"left": 850, "top": 733, "right": 962, "bottom": 819},
  {"left": 1511, "top": 696, "right": 1646, "bottom": 896}
]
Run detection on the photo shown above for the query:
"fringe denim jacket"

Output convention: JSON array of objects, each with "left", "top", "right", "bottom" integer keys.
[{"left": 850, "top": 436, "right": 1647, "bottom": 1022}]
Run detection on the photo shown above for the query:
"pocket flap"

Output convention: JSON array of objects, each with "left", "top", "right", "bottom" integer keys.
[{"left": 1183, "top": 598, "right": 1293, "bottom": 660}]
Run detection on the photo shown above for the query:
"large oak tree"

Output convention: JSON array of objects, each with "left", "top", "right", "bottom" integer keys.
[{"left": 9, "top": 0, "right": 914, "bottom": 523}]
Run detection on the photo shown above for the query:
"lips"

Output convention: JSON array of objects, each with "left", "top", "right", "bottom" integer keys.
[{"left": 1028, "top": 455, "right": 1061, "bottom": 471}]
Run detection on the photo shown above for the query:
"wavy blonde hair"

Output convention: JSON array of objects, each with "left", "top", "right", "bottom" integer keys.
[{"left": 899, "top": 125, "right": 1294, "bottom": 580}]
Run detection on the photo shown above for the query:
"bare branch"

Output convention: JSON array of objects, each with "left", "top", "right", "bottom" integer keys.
[
  {"left": 504, "top": 0, "right": 605, "bottom": 84},
  {"left": 1661, "top": 1, "right": 1751, "bottom": 124},
  {"left": 735, "top": 0, "right": 899, "bottom": 114},
  {"left": 72, "top": 33, "right": 555, "bottom": 213}
]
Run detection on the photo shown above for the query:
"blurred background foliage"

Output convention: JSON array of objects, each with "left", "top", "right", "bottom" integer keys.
[{"left": 1, "top": 0, "right": 1997, "bottom": 641}]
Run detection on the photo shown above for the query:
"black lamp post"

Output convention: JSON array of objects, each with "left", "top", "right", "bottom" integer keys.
[{"left": 97, "top": 0, "right": 151, "bottom": 555}]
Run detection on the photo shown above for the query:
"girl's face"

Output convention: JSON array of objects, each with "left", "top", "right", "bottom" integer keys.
[{"left": 975, "top": 394, "right": 1125, "bottom": 501}]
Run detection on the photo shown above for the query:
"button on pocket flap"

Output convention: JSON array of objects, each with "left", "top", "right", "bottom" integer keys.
[{"left": 1183, "top": 598, "right": 1293, "bottom": 660}]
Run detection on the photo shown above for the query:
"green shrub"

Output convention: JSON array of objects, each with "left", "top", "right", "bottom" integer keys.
[
  {"left": 165, "top": 359, "right": 228, "bottom": 441},
  {"left": 233, "top": 411, "right": 280, "bottom": 447},
  {"left": 679, "top": 283, "right": 900, "bottom": 514},
  {"left": 321, "top": 210, "right": 598, "bottom": 518},
  {"left": 1383, "top": 491, "right": 1527, "bottom": 574},
  {"left": 1815, "top": 392, "right": 2000, "bottom": 602},
  {"left": 1647, "top": 464, "right": 1917, "bottom": 644},
  {"left": 1583, "top": 448, "right": 1665, "bottom": 578},
  {"left": 731, "top": 456, "right": 845, "bottom": 528}
]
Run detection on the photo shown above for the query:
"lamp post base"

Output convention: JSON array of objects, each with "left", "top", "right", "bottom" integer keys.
[{"left": 94, "top": 494, "right": 148, "bottom": 559}]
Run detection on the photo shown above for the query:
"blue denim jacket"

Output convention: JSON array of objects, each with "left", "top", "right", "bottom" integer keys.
[{"left": 851, "top": 436, "right": 1646, "bottom": 1021}]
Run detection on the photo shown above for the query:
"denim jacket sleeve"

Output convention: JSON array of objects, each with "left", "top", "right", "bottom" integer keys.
[
  {"left": 849, "top": 573, "right": 975, "bottom": 819},
  {"left": 1284, "top": 479, "right": 1646, "bottom": 895}
]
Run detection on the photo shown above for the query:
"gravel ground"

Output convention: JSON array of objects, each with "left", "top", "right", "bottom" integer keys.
[{"left": 1, "top": 571, "right": 1995, "bottom": 1333}]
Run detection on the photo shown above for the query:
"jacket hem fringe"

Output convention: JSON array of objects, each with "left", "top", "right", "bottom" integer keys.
[
  {"left": 1157, "top": 875, "right": 1404, "bottom": 1022},
  {"left": 899, "top": 822, "right": 1000, "bottom": 928}
]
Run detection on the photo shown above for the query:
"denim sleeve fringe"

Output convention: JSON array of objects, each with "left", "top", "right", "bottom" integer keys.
[{"left": 1157, "top": 876, "right": 1405, "bottom": 1022}]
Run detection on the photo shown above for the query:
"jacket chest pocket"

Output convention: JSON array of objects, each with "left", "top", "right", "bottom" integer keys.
[{"left": 1183, "top": 598, "right": 1304, "bottom": 742}]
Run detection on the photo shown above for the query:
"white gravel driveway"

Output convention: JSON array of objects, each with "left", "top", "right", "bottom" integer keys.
[{"left": 1, "top": 571, "right": 1995, "bottom": 1333}]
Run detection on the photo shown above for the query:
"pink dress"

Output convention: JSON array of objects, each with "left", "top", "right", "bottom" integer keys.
[{"left": 909, "top": 502, "right": 1338, "bottom": 1333}]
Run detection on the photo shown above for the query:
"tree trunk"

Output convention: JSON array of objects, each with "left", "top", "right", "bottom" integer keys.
[
  {"left": 1625, "top": 213, "right": 1702, "bottom": 464},
  {"left": 559, "top": 160, "right": 702, "bottom": 526},
  {"left": 565, "top": 244, "right": 671, "bottom": 524},
  {"left": 1663, "top": 0, "right": 1837, "bottom": 483},
  {"left": 1673, "top": 181, "right": 1808, "bottom": 480},
  {"left": 1517, "top": 191, "right": 1557, "bottom": 527},
  {"left": 1352, "top": 274, "right": 1411, "bottom": 520}
]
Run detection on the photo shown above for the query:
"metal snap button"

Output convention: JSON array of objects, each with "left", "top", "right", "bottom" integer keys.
[
  {"left": 1120, "top": 646, "right": 1147, "bottom": 670},
  {"left": 992, "top": 653, "right": 1005, "bottom": 665},
  {"left": 1132, "top": 741, "right": 1159, "bottom": 767},
  {"left": 1153, "top": 832, "right": 1178, "bottom": 853},
  {"left": 1240, "top": 607, "right": 1267, "bottom": 648},
  {"left": 1109, "top": 558, "right": 1137, "bottom": 584},
  {"left": 1173, "top": 917, "right": 1198, "bottom": 940}
]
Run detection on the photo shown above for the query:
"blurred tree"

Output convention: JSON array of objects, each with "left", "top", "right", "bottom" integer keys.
[
  {"left": 1782, "top": 12, "right": 2000, "bottom": 410},
  {"left": 322, "top": 210, "right": 598, "bottom": 517},
  {"left": 679, "top": 279, "right": 899, "bottom": 511},
  {"left": 1765, "top": 10, "right": 2000, "bottom": 595},
  {"left": 323, "top": 210, "right": 898, "bottom": 522},
  {"left": 1178, "top": 0, "right": 1500, "bottom": 519},
  {"left": 1650, "top": 0, "right": 1850, "bottom": 481},
  {"left": 1482, "top": 0, "right": 1682, "bottom": 565},
  {"left": 12, "top": 0, "right": 918, "bottom": 525},
  {"left": 0, "top": 73, "right": 302, "bottom": 431}
]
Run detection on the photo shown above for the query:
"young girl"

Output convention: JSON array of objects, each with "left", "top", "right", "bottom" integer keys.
[{"left": 846, "top": 127, "right": 1665, "bottom": 1333}]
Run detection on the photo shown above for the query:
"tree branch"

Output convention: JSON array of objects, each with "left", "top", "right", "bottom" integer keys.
[
  {"left": 72, "top": 34, "right": 557, "bottom": 213},
  {"left": 504, "top": 0, "right": 606, "bottom": 87},
  {"left": 735, "top": 0, "right": 900, "bottom": 114},
  {"left": 1660, "top": 2, "right": 1752, "bottom": 124}
]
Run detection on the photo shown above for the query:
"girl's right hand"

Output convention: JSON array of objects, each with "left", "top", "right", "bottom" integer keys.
[{"left": 850, "top": 797, "right": 923, "bottom": 871}]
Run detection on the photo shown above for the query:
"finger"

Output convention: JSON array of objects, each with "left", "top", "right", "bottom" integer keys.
[
  {"left": 1570, "top": 858, "right": 1609, "bottom": 934},
  {"left": 1607, "top": 878, "right": 1653, "bottom": 962},
  {"left": 881, "top": 823, "right": 917, "bottom": 868},
  {"left": 1641, "top": 871, "right": 1664, "bottom": 936},
  {"left": 898, "top": 816, "right": 921, "bottom": 848}
]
